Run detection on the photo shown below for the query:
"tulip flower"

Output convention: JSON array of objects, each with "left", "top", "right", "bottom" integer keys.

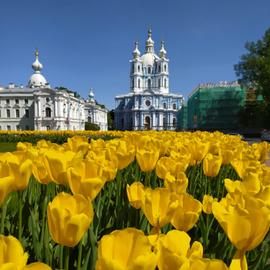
[
  {"left": 188, "top": 139, "right": 209, "bottom": 165},
  {"left": 189, "top": 259, "right": 229, "bottom": 270},
  {"left": 127, "top": 182, "right": 145, "bottom": 209},
  {"left": 43, "top": 150, "right": 76, "bottom": 185},
  {"left": 47, "top": 192, "right": 93, "bottom": 247},
  {"left": 158, "top": 230, "right": 203, "bottom": 270},
  {"left": 67, "top": 159, "right": 106, "bottom": 200},
  {"left": 141, "top": 188, "right": 178, "bottom": 229},
  {"left": 96, "top": 228, "right": 157, "bottom": 270},
  {"left": 0, "top": 162, "right": 14, "bottom": 205},
  {"left": 156, "top": 157, "right": 177, "bottom": 179},
  {"left": 203, "top": 153, "right": 222, "bottom": 177},
  {"left": 136, "top": 148, "right": 159, "bottom": 172},
  {"left": 170, "top": 193, "right": 202, "bottom": 231},
  {"left": 202, "top": 195, "right": 217, "bottom": 214},
  {"left": 0, "top": 235, "right": 52, "bottom": 270},
  {"left": 164, "top": 172, "right": 188, "bottom": 194}
]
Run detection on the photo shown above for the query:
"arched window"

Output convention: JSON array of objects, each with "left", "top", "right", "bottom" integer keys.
[
  {"left": 173, "top": 118, "right": 176, "bottom": 128},
  {"left": 158, "top": 79, "right": 161, "bottom": 88},
  {"left": 148, "top": 67, "right": 151, "bottom": 74},
  {"left": 164, "top": 78, "right": 167, "bottom": 88},
  {"left": 158, "top": 65, "right": 161, "bottom": 73},
  {"left": 145, "top": 116, "right": 151, "bottom": 130},
  {"left": 173, "top": 103, "right": 176, "bottom": 110},
  {"left": 148, "top": 79, "right": 151, "bottom": 88},
  {"left": 164, "top": 64, "right": 167, "bottom": 72},
  {"left": 45, "top": 107, "right": 51, "bottom": 118},
  {"left": 163, "top": 103, "right": 167, "bottom": 109},
  {"left": 138, "top": 65, "right": 141, "bottom": 72},
  {"left": 138, "top": 79, "right": 141, "bottom": 88}
]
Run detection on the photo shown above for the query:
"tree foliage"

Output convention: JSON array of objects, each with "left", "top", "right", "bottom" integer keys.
[{"left": 235, "top": 28, "right": 270, "bottom": 127}]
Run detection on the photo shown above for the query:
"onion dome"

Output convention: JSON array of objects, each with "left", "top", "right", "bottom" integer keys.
[
  {"left": 133, "top": 41, "right": 141, "bottom": 59},
  {"left": 159, "top": 41, "right": 167, "bottom": 58},
  {"left": 145, "top": 29, "right": 154, "bottom": 53},
  {"left": 28, "top": 49, "right": 48, "bottom": 88}
]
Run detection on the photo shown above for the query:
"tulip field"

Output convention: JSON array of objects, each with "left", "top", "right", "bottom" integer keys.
[{"left": 0, "top": 130, "right": 270, "bottom": 270}]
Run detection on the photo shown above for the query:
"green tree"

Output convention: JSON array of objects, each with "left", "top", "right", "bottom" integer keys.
[
  {"left": 234, "top": 28, "right": 270, "bottom": 127},
  {"left": 85, "top": 122, "right": 100, "bottom": 130},
  {"left": 107, "top": 110, "right": 114, "bottom": 130}
]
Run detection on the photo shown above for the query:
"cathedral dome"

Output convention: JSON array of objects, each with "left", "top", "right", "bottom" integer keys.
[
  {"left": 140, "top": 53, "right": 160, "bottom": 66},
  {"left": 28, "top": 73, "right": 47, "bottom": 88}
]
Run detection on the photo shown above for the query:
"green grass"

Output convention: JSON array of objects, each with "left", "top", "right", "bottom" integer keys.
[{"left": 0, "top": 142, "right": 17, "bottom": 152}]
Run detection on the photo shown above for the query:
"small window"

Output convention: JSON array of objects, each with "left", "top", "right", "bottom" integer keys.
[
  {"left": 148, "top": 67, "right": 151, "bottom": 74},
  {"left": 158, "top": 79, "right": 161, "bottom": 88},
  {"left": 46, "top": 126, "right": 50, "bottom": 130},
  {"left": 158, "top": 65, "right": 161, "bottom": 73},
  {"left": 25, "top": 109, "right": 29, "bottom": 118},
  {"left": 138, "top": 65, "right": 141, "bottom": 72},
  {"left": 145, "top": 100, "right": 151, "bottom": 106},
  {"left": 6, "top": 99, "right": 10, "bottom": 105},
  {"left": 164, "top": 64, "right": 167, "bottom": 72},
  {"left": 138, "top": 79, "right": 141, "bottom": 88},
  {"left": 16, "top": 109, "right": 20, "bottom": 118},
  {"left": 163, "top": 103, "right": 167, "bottom": 109},
  {"left": 25, "top": 99, "right": 28, "bottom": 104},
  {"left": 148, "top": 78, "right": 151, "bottom": 88},
  {"left": 164, "top": 78, "right": 167, "bottom": 88},
  {"left": 6, "top": 109, "right": 10, "bottom": 118},
  {"left": 46, "top": 97, "right": 50, "bottom": 103},
  {"left": 45, "top": 107, "right": 51, "bottom": 118},
  {"left": 173, "top": 103, "right": 176, "bottom": 110},
  {"left": 15, "top": 99, "right": 19, "bottom": 104},
  {"left": 7, "top": 125, "right": 11, "bottom": 131}
]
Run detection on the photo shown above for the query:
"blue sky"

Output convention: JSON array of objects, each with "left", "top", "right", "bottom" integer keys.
[{"left": 0, "top": 0, "right": 270, "bottom": 109}]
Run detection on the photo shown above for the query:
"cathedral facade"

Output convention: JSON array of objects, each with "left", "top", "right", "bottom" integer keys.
[
  {"left": 0, "top": 50, "right": 108, "bottom": 131},
  {"left": 115, "top": 30, "right": 183, "bottom": 130}
]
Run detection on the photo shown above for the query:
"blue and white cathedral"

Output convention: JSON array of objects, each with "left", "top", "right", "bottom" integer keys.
[{"left": 115, "top": 30, "right": 183, "bottom": 130}]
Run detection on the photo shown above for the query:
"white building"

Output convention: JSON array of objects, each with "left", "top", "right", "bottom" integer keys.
[
  {"left": 115, "top": 30, "right": 183, "bottom": 130},
  {"left": 84, "top": 89, "right": 108, "bottom": 131},
  {"left": 0, "top": 50, "right": 108, "bottom": 131}
]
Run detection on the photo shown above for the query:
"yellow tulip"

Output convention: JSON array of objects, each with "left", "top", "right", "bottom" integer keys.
[
  {"left": 189, "top": 259, "right": 229, "bottom": 270},
  {"left": 188, "top": 139, "right": 209, "bottom": 165},
  {"left": 2, "top": 152, "right": 32, "bottom": 191},
  {"left": 126, "top": 182, "right": 145, "bottom": 209},
  {"left": 0, "top": 162, "right": 14, "bottom": 205},
  {"left": 156, "top": 157, "right": 176, "bottom": 179},
  {"left": 164, "top": 172, "right": 188, "bottom": 194},
  {"left": 170, "top": 193, "right": 202, "bottom": 231},
  {"left": 67, "top": 159, "right": 105, "bottom": 200},
  {"left": 64, "top": 135, "right": 89, "bottom": 155},
  {"left": 23, "top": 263, "right": 52, "bottom": 270},
  {"left": 142, "top": 188, "right": 178, "bottom": 229},
  {"left": 229, "top": 251, "right": 247, "bottom": 270},
  {"left": 212, "top": 195, "right": 270, "bottom": 252},
  {"left": 47, "top": 192, "right": 93, "bottom": 247},
  {"left": 96, "top": 228, "right": 157, "bottom": 270},
  {"left": 0, "top": 235, "right": 28, "bottom": 268},
  {"left": 158, "top": 230, "right": 203, "bottom": 270},
  {"left": 32, "top": 154, "right": 52, "bottom": 185},
  {"left": 203, "top": 153, "right": 222, "bottom": 177},
  {"left": 43, "top": 150, "right": 75, "bottom": 185},
  {"left": 136, "top": 148, "right": 159, "bottom": 172},
  {"left": 202, "top": 195, "right": 217, "bottom": 214}
]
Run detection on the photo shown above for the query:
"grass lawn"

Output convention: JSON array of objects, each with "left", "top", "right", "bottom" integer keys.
[{"left": 0, "top": 142, "right": 17, "bottom": 152}]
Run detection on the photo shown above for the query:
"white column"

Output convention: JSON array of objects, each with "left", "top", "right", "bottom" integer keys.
[{"left": 152, "top": 112, "right": 156, "bottom": 129}]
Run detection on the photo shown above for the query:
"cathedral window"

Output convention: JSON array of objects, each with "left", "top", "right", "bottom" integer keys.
[
  {"left": 16, "top": 109, "right": 20, "bottom": 118},
  {"left": 158, "top": 65, "right": 161, "bottom": 73},
  {"left": 6, "top": 109, "right": 10, "bottom": 118},
  {"left": 173, "top": 103, "right": 176, "bottom": 110},
  {"left": 15, "top": 99, "right": 19, "bottom": 104},
  {"left": 46, "top": 97, "right": 50, "bottom": 103},
  {"left": 148, "top": 67, "right": 151, "bottom": 74},
  {"left": 164, "top": 64, "right": 167, "bottom": 72},
  {"left": 6, "top": 99, "right": 10, "bottom": 105},
  {"left": 138, "top": 79, "right": 141, "bottom": 88},
  {"left": 25, "top": 99, "right": 28, "bottom": 105},
  {"left": 45, "top": 107, "right": 51, "bottom": 118},
  {"left": 25, "top": 109, "right": 29, "bottom": 118},
  {"left": 7, "top": 125, "right": 11, "bottom": 130},
  {"left": 164, "top": 78, "right": 167, "bottom": 88},
  {"left": 158, "top": 79, "right": 161, "bottom": 88},
  {"left": 138, "top": 65, "right": 141, "bottom": 72},
  {"left": 145, "top": 100, "right": 151, "bottom": 106},
  {"left": 148, "top": 79, "right": 151, "bottom": 88},
  {"left": 163, "top": 103, "right": 167, "bottom": 109}
]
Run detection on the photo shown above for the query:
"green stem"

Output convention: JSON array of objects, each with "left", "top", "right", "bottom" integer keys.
[
  {"left": 64, "top": 246, "right": 70, "bottom": 270},
  {"left": 0, "top": 196, "right": 9, "bottom": 234},
  {"left": 60, "top": 245, "right": 64, "bottom": 269},
  {"left": 18, "top": 192, "right": 23, "bottom": 242},
  {"left": 77, "top": 240, "right": 83, "bottom": 270}
]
